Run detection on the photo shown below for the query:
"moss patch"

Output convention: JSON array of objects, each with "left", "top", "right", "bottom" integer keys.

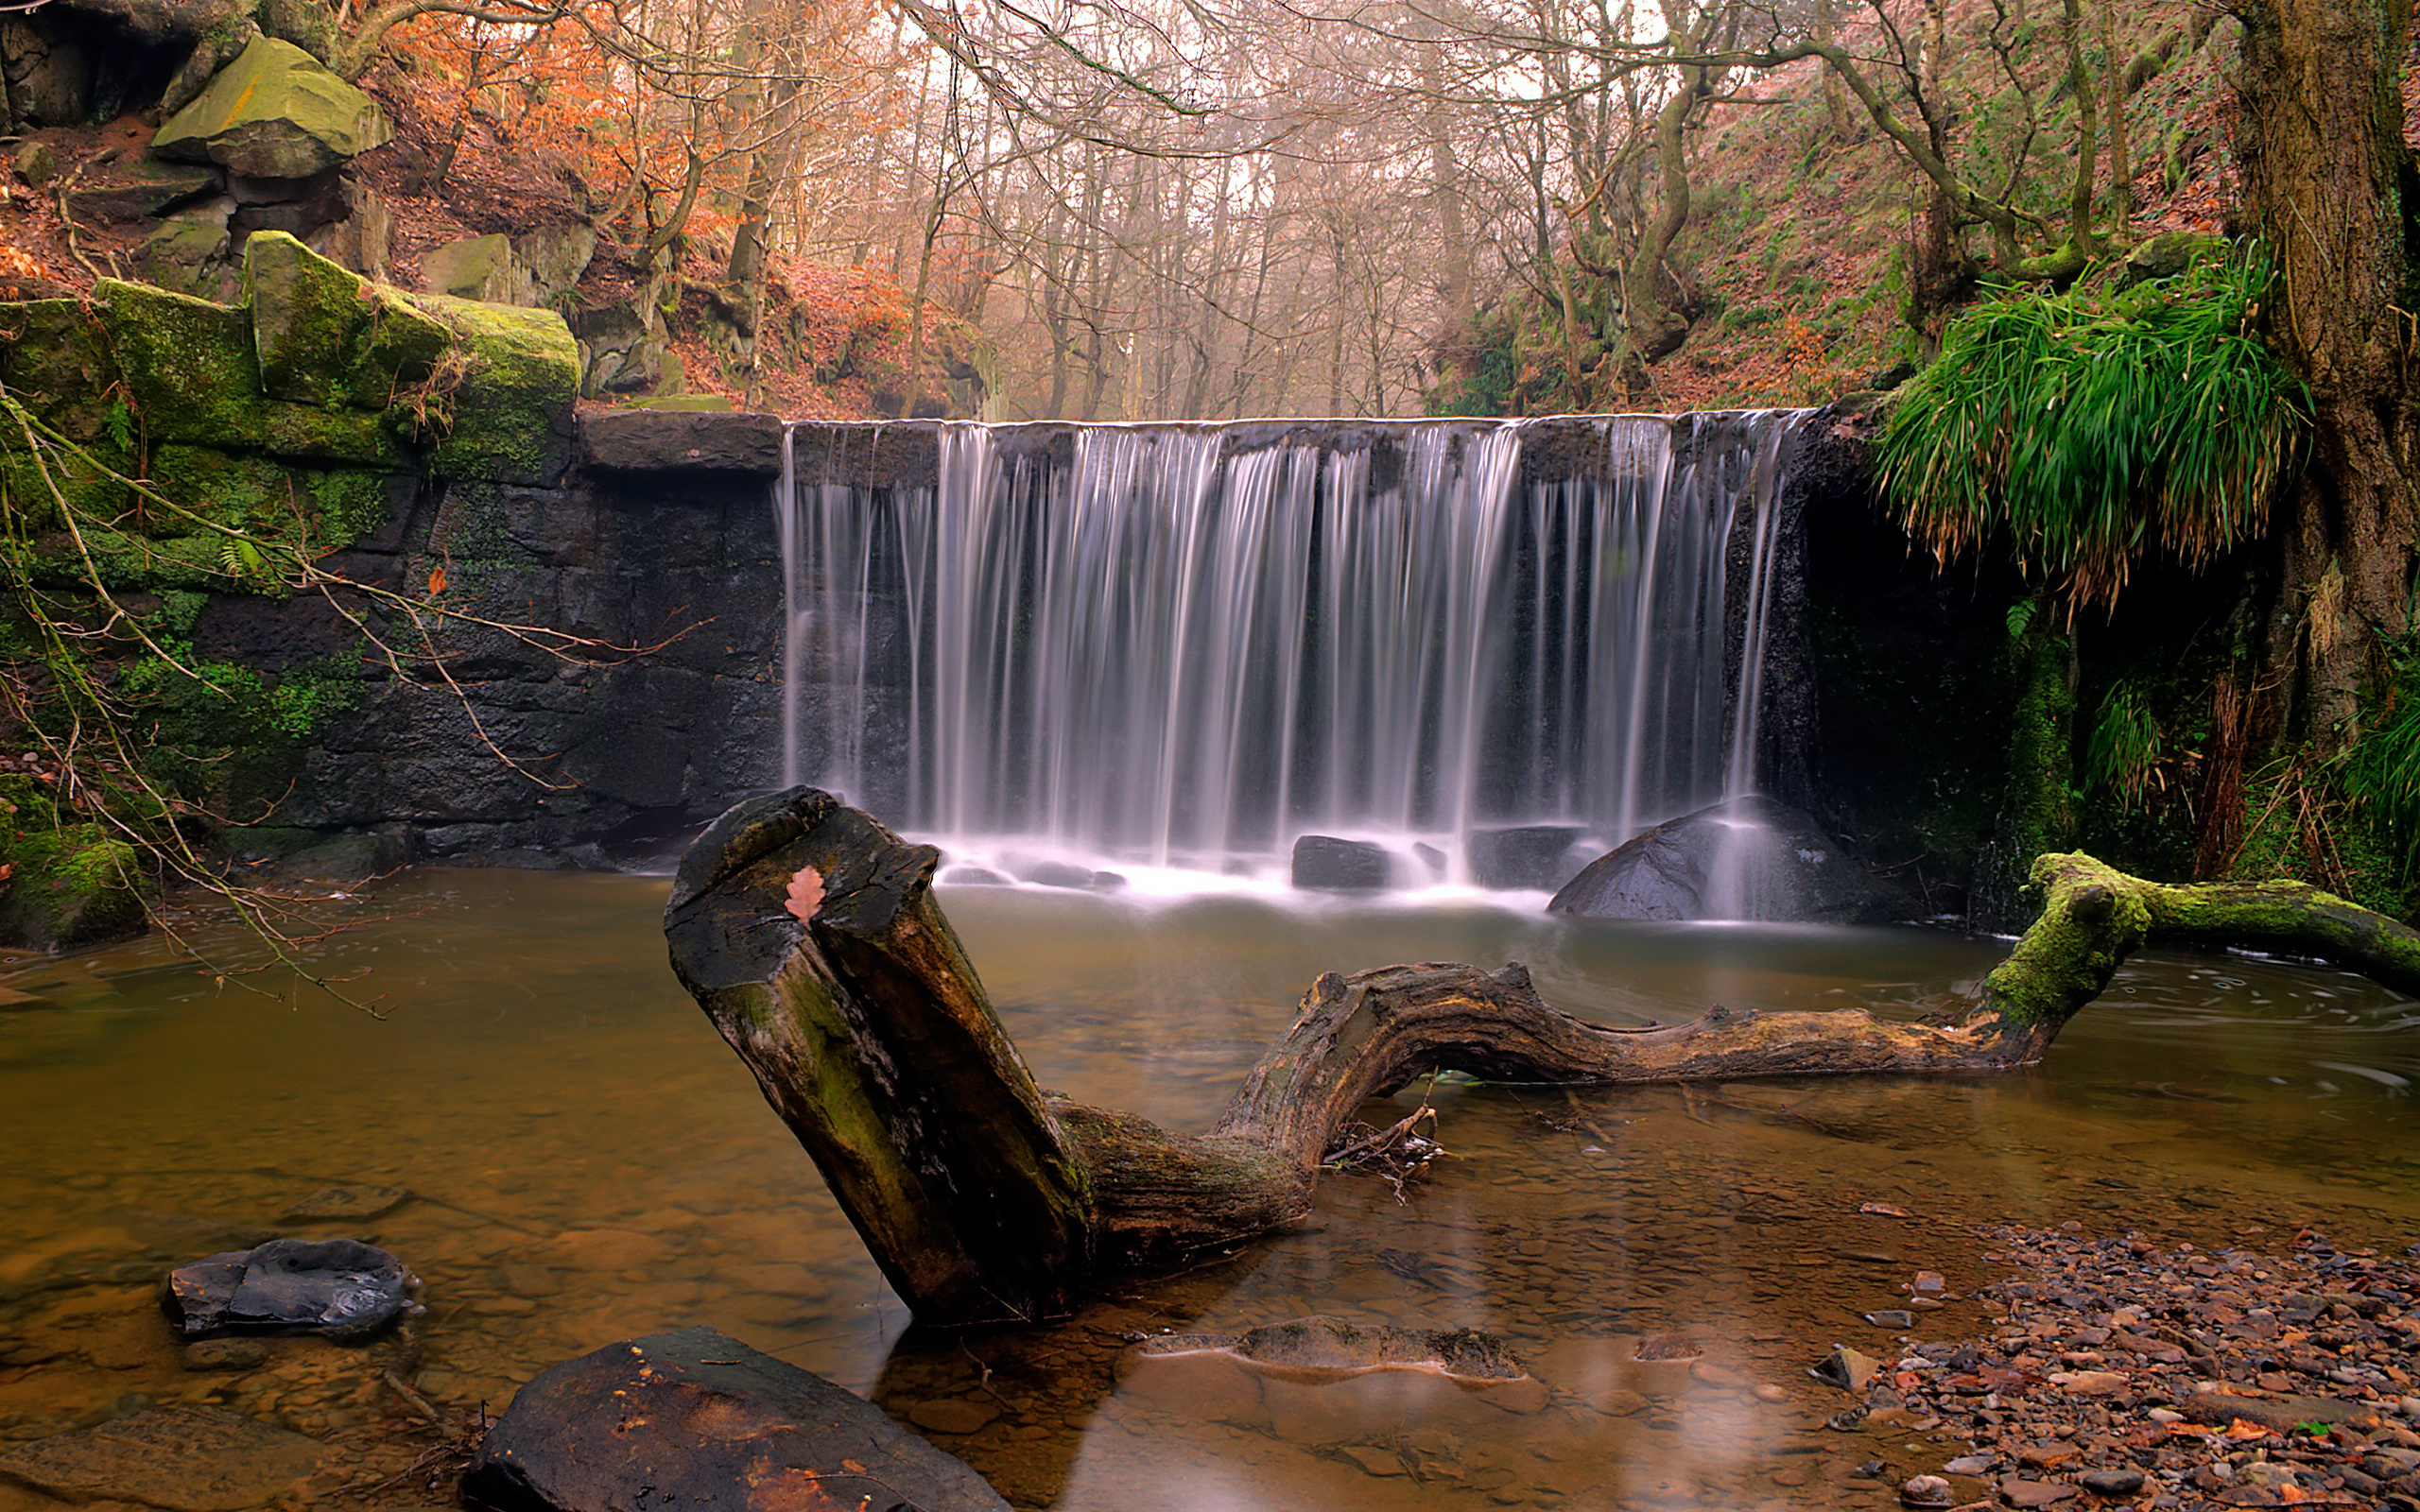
[
  {"left": 0, "top": 799, "right": 149, "bottom": 952},
  {"left": 410, "top": 295, "right": 579, "bottom": 485}
]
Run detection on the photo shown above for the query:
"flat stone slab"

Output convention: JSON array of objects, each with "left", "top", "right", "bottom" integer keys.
[
  {"left": 2181, "top": 1388, "right": 2384, "bottom": 1434},
  {"left": 0, "top": 1406, "right": 322, "bottom": 1512},
  {"left": 1138, "top": 1314, "right": 1528, "bottom": 1383},
  {"left": 579, "top": 410, "right": 785, "bottom": 477},
  {"left": 460, "top": 1327, "right": 1011, "bottom": 1512}
]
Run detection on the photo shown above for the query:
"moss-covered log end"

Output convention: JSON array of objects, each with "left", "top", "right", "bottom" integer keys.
[{"left": 1978, "top": 852, "right": 2151, "bottom": 1027}]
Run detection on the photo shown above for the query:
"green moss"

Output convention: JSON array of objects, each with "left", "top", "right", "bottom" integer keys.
[
  {"left": 0, "top": 301, "right": 123, "bottom": 445},
  {"left": 246, "top": 231, "right": 372, "bottom": 408},
  {"left": 353, "top": 290, "right": 449, "bottom": 404},
  {"left": 1, "top": 446, "right": 131, "bottom": 527},
  {"left": 147, "top": 445, "right": 289, "bottom": 527},
  {"left": 306, "top": 469, "right": 392, "bottom": 544},
  {"left": 410, "top": 294, "right": 579, "bottom": 484},
  {"left": 0, "top": 821, "right": 148, "bottom": 951},
  {"left": 1973, "top": 603, "right": 2077, "bottom": 931},
  {"left": 1980, "top": 852, "right": 2151, "bottom": 1026},
  {"left": 95, "top": 279, "right": 269, "bottom": 446},
  {"left": 146, "top": 446, "right": 395, "bottom": 551}
]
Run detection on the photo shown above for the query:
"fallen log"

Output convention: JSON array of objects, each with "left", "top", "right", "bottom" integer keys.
[{"left": 663, "top": 788, "right": 2420, "bottom": 1328}]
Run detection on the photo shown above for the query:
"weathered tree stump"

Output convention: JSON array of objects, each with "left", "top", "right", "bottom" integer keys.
[{"left": 664, "top": 788, "right": 2420, "bottom": 1328}]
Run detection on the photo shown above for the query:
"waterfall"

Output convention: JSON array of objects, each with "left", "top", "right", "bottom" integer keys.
[{"left": 777, "top": 412, "right": 1808, "bottom": 889}]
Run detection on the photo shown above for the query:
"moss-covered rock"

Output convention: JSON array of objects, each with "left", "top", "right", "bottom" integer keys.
[
  {"left": 95, "top": 278, "right": 410, "bottom": 468},
  {"left": 153, "top": 36, "right": 389, "bottom": 179},
  {"left": 95, "top": 278, "right": 268, "bottom": 442},
  {"left": 139, "top": 218, "right": 237, "bottom": 302},
  {"left": 240, "top": 231, "right": 447, "bottom": 411},
  {"left": 246, "top": 228, "right": 371, "bottom": 407},
  {"left": 19, "top": 239, "right": 575, "bottom": 498},
  {"left": 422, "top": 234, "right": 529, "bottom": 305},
  {"left": 0, "top": 300, "right": 123, "bottom": 444},
  {"left": 354, "top": 288, "right": 449, "bottom": 405},
  {"left": 0, "top": 812, "right": 149, "bottom": 953},
  {"left": 413, "top": 295, "right": 579, "bottom": 485}
]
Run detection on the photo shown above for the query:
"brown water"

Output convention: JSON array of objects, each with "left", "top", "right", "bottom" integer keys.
[{"left": 0, "top": 870, "right": 2414, "bottom": 1509}]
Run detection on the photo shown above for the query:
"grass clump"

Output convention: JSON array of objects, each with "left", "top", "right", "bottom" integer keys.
[{"left": 1876, "top": 249, "right": 2309, "bottom": 611}]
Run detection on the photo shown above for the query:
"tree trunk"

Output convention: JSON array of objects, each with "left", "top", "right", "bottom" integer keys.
[
  {"left": 2100, "top": 0, "right": 2131, "bottom": 221},
  {"left": 664, "top": 789, "right": 2420, "bottom": 1329},
  {"left": 2238, "top": 0, "right": 2419, "bottom": 747},
  {"left": 1619, "top": 51, "right": 1704, "bottom": 364}
]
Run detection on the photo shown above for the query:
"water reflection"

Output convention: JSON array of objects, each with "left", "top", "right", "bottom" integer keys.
[{"left": 0, "top": 871, "right": 2412, "bottom": 1510}]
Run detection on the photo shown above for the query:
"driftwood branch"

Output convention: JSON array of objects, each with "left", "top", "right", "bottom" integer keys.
[{"left": 664, "top": 790, "right": 2420, "bottom": 1328}]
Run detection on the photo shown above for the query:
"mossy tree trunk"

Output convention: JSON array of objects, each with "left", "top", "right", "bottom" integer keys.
[
  {"left": 665, "top": 790, "right": 2420, "bottom": 1328},
  {"left": 2238, "top": 0, "right": 2419, "bottom": 747}
]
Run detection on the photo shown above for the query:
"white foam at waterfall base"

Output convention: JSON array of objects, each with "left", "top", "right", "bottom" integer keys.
[{"left": 777, "top": 411, "right": 1809, "bottom": 909}]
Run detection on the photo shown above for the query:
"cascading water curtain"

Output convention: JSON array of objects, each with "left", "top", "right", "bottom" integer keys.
[{"left": 784, "top": 412, "right": 1807, "bottom": 878}]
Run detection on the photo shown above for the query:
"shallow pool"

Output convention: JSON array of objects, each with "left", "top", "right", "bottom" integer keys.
[{"left": 0, "top": 869, "right": 2412, "bottom": 1509}]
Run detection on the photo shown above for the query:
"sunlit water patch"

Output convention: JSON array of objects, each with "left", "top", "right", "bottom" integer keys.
[{"left": 0, "top": 871, "right": 2412, "bottom": 1509}]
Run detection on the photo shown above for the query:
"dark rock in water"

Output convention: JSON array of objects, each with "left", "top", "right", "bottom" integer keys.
[
  {"left": 182, "top": 1339, "right": 270, "bottom": 1371},
  {"left": 1411, "top": 841, "right": 1448, "bottom": 877},
  {"left": 0, "top": 1405, "right": 324, "bottom": 1510},
  {"left": 1141, "top": 1314, "right": 1526, "bottom": 1382},
  {"left": 941, "top": 866, "right": 1014, "bottom": 886},
  {"left": 1466, "top": 825, "right": 1588, "bottom": 890},
  {"left": 461, "top": 1327, "right": 1011, "bottom": 1512},
  {"left": 164, "top": 1238, "right": 419, "bottom": 1342},
  {"left": 280, "top": 1183, "right": 407, "bottom": 1223},
  {"left": 1291, "top": 834, "right": 1391, "bottom": 891},
  {"left": 1548, "top": 796, "right": 1914, "bottom": 924},
  {"left": 1026, "top": 860, "right": 1123, "bottom": 890}
]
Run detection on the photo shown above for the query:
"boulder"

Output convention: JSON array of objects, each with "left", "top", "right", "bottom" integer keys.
[
  {"left": 573, "top": 298, "right": 666, "bottom": 395},
  {"left": 1547, "top": 796, "right": 1915, "bottom": 925},
  {"left": 1466, "top": 824, "right": 1588, "bottom": 889},
  {"left": 0, "top": 1406, "right": 323, "bottom": 1512},
  {"left": 0, "top": 11, "right": 93, "bottom": 132},
  {"left": 304, "top": 178, "right": 390, "bottom": 281},
  {"left": 63, "top": 158, "right": 221, "bottom": 224},
  {"left": 11, "top": 140, "right": 58, "bottom": 187},
  {"left": 163, "top": 1237, "right": 420, "bottom": 1341},
  {"left": 1024, "top": 860, "right": 1124, "bottom": 889},
  {"left": 2122, "top": 230, "right": 2229, "bottom": 285},
  {"left": 512, "top": 221, "right": 596, "bottom": 300},
  {"left": 241, "top": 231, "right": 447, "bottom": 408},
  {"left": 1290, "top": 833, "right": 1391, "bottom": 891},
  {"left": 160, "top": 14, "right": 262, "bottom": 115},
  {"left": 154, "top": 36, "right": 389, "bottom": 179},
  {"left": 412, "top": 293, "right": 580, "bottom": 484},
  {"left": 138, "top": 202, "right": 237, "bottom": 301},
  {"left": 0, "top": 822, "right": 148, "bottom": 951},
  {"left": 244, "top": 224, "right": 369, "bottom": 405},
  {"left": 578, "top": 409, "right": 786, "bottom": 477},
  {"left": 459, "top": 1327, "right": 1011, "bottom": 1512},
  {"left": 423, "top": 232, "right": 535, "bottom": 306},
  {"left": 424, "top": 224, "right": 596, "bottom": 307}
]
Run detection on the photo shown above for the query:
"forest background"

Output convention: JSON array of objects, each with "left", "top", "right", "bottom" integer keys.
[{"left": 0, "top": 0, "right": 2413, "bottom": 934}]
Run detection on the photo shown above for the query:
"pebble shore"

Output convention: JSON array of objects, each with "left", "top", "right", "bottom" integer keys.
[{"left": 1857, "top": 1224, "right": 2420, "bottom": 1510}]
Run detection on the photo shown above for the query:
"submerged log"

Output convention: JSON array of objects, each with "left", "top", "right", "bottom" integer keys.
[{"left": 664, "top": 789, "right": 2420, "bottom": 1327}]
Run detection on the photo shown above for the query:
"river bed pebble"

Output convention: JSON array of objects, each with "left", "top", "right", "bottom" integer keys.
[{"left": 1859, "top": 1224, "right": 2420, "bottom": 1511}]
